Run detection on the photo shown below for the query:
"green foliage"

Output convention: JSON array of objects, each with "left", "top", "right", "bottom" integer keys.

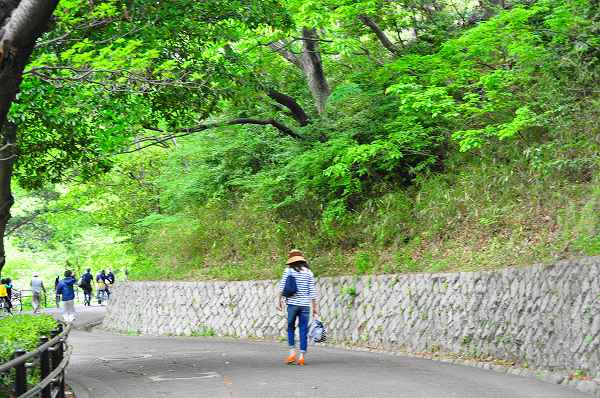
[
  {"left": 0, "top": 315, "right": 57, "bottom": 361},
  {"left": 12, "top": 0, "right": 294, "bottom": 190},
  {"left": 6, "top": 186, "right": 137, "bottom": 282},
  {"left": 355, "top": 252, "right": 373, "bottom": 274},
  {"left": 8, "top": 0, "right": 600, "bottom": 282},
  {"left": 1, "top": 244, "right": 62, "bottom": 288},
  {"left": 0, "top": 315, "right": 58, "bottom": 394},
  {"left": 385, "top": 0, "right": 597, "bottom": 158},
  {"left": 341, "top": 285, "right": 358, "bottom": 298},
  {"left": 191, "top": 326, "right": 217, "bottom": 337}
]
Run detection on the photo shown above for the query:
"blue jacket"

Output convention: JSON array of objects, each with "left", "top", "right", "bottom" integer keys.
[{"left": 56, "top": 277, "right": 76, "bottom": 301}]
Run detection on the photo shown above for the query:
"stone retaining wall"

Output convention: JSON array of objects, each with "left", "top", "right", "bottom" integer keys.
[{"left": 103, "top": 257, "right": 600, "bottom": 374}]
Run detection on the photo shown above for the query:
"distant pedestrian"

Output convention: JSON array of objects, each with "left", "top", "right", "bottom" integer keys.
[
  {"left": 96, "top": 270, "right": 108, "bottom": 304},
  {"left": 54, "top": 275, "right": 60, "bottom": 308},
  {"left": 79, "top": 268, "right": 93, "bottom": 306},
  {"left": 30, "top": 273, "right": 46, "bottom": 313},
  {"left": 4, "top": 278, "right": 13, "bottom": 312},
  {"left": 106, "top": 269, "right": 115, "bottom": 285},
  {"left": 0, "top": 278, "right": 12, "bottom": 314},
  {"left": 277, "top": 249, "right": 319, "bottom": 366},
  {"left": 56, "top": 270, "right": 77, "bottom": 323}
]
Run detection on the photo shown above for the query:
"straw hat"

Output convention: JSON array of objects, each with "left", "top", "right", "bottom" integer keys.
[{"left": 286, "top": 249, "right": 306, "bottom": 265}]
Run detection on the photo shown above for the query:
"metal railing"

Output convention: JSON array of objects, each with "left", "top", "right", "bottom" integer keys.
[
  {"left": 0, "top": 289, "right": 49, "bottom": 316},
  {"left": 2, "top": 288, "right": 85, "bottom": 316},
  {"left": 15, "top": 289, "right": 51, "bottom": 311},
  {"left": 0, "top": 323, "right": 72, "bottom": 398}
]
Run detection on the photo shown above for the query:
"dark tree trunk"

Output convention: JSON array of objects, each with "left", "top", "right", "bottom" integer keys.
[
  {"left": 0, "top": 122, "right": 15, "bottom": 275},
  {"left": 0, "top": 0, "right": 60, "bottom": 274},
  {"left": 357, "top": 14, "right": 400, "bottom": 55},
  {"left": 269, "top": 28, "right": 331, "bottom": 115},
  {"left": 299, "top": 27, "right": 330, "bottom": 115}
]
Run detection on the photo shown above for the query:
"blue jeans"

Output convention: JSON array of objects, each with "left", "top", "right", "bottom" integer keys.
[{"left": 287, "top": 304, "right": 310, "bottom": 352}]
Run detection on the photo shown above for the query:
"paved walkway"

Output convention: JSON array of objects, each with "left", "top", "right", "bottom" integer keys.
[{"left": 60, "top": 307, "right": 590, "bottom": 398}]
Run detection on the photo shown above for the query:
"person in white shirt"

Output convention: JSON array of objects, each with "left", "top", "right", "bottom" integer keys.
[{"left": 30, "top": 273, "right": 46, "bottom": 314}]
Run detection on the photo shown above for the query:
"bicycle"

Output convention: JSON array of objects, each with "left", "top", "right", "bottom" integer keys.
[
  {"left": 0, "top": 297, "right": 12, "bottom": 317},
  {"left": 10, "top": 289, "right": 23, "bottom": 313}
]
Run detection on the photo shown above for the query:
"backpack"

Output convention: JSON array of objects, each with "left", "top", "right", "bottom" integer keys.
[
  {"left": 309, "top": 319, "right": 327, "bottom": 343},
  {"left": 281, "top": 272, "right": 297, "bottom": 298},
  {"left": 79, "top": 275, "right": 91, "bottom": 288}
]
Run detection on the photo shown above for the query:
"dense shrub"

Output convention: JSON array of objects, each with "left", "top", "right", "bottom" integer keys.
[{"left": 0, "top": 315, "right": 58, "bottom": 394}]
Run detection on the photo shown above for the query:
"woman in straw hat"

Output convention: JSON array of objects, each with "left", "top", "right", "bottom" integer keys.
[{"left": 277, "top": 249, "right": 319, "bottom": 366}]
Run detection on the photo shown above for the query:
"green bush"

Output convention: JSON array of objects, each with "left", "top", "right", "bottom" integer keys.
[
  {"left": 0, "top": 315, "right": 58, "bottom": 363},
  {"left": 355, "top": 252, "right": 373, "bottom": 274},
  {"left": 0, "top": 315, "right": 58, "bottom": 394}
]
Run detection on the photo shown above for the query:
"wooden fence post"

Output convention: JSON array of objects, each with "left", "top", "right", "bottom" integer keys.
[
  {"left": 40, "top": 336, "right": 51, "bottom": 398},
  {"left": 50, "top": 328, "right": 60, "bottom": 394},
  {"left": 56, "top": 334, "right": 65, "bottom": 398},
  {"left": 13, "top": 349, "right": 26, "bottom": 395}
]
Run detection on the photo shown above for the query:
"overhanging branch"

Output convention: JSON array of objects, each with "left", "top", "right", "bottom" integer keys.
[
  {"left": 121, "top": 117, "right": 303, "bottom": 154},
  {"left": 269, "top": 39, "right": 302, "bottom": 68},
  {"left": 357, "top": 14, "right": 401, "bottom": 55},
  {"left": 266, "top": 89, "right": 310, "bottom": 126},
  {"left": 23, "top": 65, "right": 211, "bottom": 92}
]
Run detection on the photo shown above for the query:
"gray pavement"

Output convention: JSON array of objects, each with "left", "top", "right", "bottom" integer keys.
[
  {"left": 58, "top": 306, "right": 591, "bottom": 398},
  {"left": 45, "top": 304, "right": 106, "bottom": 329}
]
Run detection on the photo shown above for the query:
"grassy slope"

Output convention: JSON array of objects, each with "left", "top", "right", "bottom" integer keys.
[{"left": 130, "top": 148, "right": 600, "bottom": 281}]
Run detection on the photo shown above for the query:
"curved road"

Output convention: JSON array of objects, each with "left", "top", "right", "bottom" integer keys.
[{"left": 63, "top": 307, "right": 590, "bottom": 398}]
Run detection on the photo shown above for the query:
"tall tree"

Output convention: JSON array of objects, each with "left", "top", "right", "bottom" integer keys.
[
  {"left": 0, "top": 0, "right": 293, "bottom": 274},
  {"left": 270, "top": 27, "right": 331, "bottom": 115},
  {"left": 0, "top": 0, "right": 59, "bottom": 274}
]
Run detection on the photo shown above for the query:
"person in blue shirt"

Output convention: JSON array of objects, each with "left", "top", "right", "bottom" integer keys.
[
  {"left": 79, "top": 268, "right": 93, "bottom": 306},
  {"left": 56, "top": 270, "right": 77, "bottom": 323}
]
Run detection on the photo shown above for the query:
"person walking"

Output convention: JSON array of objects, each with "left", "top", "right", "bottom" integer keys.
[
  {"left": 0, "top": 278, "right": 11, "bottom": 314},
  {"left": 106, "top": 269, "right": 115, "bottom": 284},
  {"left": 30, "top": 273, "right": 47, "bottom": 313},
  {"left": 56, "top": 270, "right": 77, "bottom": 323},
  {"left": 4, "top": 278, "right": 13, "bottom": 312},
  {"left": 54, "top": 275, "right": 60, "bottom": 308},
  {"left": 277, "top": 249, "right": 319, "bottom": 366},
  {"left": 79, "top": 268, "right": 93, "bottom": 306},
  {"left": 96, "top": 269, "right": 108, "bottom": 304},
  {"left": 105, "top": 269, "right": 115, "bottom": 300}
]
